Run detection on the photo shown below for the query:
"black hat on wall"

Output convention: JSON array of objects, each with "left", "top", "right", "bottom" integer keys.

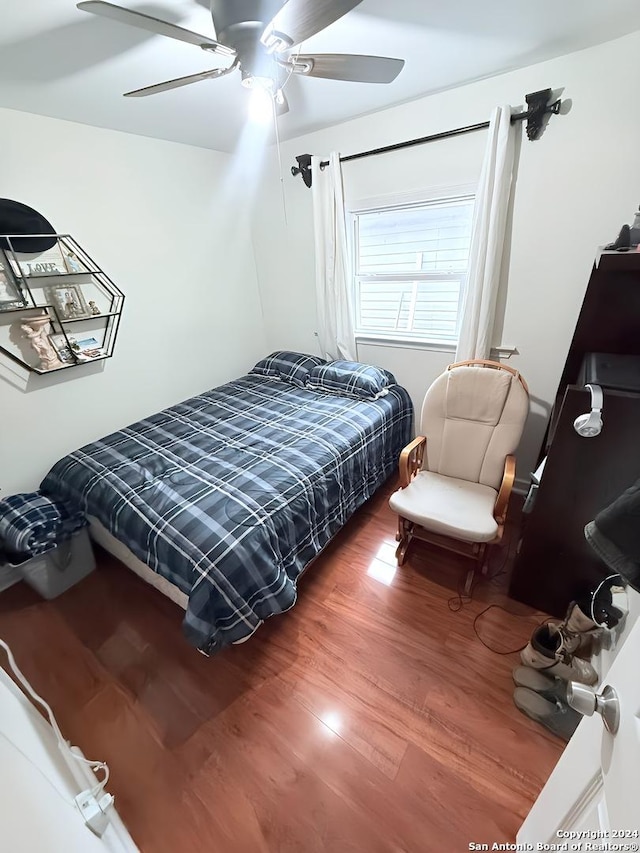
[{"left": 0, "top": 199, "right": 57, "bottom": 253}]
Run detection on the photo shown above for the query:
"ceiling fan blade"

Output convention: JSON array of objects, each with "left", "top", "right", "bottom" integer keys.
[
  {"left": 123, "top": 66, "right": 234, "bottom": 97},
  {"left": 77, "top": 1, "right": 231, "bottom": 53},
  {"left": 291, "top": 54, "right": 404, "bottom": 83},
  {"left": 261, "top": 0, "right": 364, "bottom": 52}
]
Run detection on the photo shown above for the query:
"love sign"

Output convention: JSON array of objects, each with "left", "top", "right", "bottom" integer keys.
[{"left": 20, "top": 261, "right": 62, "bottom": 275}]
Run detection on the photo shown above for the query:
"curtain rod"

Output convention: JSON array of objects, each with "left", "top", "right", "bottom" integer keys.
[{"left": 291, "top": 88, "right": 562, "bottom": 187}]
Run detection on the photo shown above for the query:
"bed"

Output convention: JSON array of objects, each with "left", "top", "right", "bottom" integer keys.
[{"left": 41, "top": 361, "right": 412, "bottom": 654}]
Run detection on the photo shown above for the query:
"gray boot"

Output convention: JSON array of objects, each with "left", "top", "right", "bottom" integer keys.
[
  {"left": 513, "top": 687, "right": 581, "bottom": 741},
  {"left": 512, "top": 665, "right": 567, "bottom": 702}
]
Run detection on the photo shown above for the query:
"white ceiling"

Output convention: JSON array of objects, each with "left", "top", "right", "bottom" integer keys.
[{"left": 1, "top": 0, "right": 640, "bottom": 153}]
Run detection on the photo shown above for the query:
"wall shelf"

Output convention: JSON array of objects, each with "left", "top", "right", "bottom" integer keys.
[
  {"left": 57, "top": 312, "right": 120, "bottom": 324},
  {"left": 0, "top": 234, "right": 124, "bottom": 374}
]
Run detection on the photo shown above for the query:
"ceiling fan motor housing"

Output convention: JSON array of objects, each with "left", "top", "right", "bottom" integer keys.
[
  {"left": 210, "top": 0, "right": 280, "bottom": 45},
  {"left": 210, "top": 0, "right": 284, "bottom": 83}
]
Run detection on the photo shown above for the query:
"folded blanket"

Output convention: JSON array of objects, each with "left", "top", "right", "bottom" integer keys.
[{"left": 0, "top": 492, "right": 87, "bottom": 564}]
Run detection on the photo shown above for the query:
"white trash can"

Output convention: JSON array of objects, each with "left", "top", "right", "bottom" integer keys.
[{"left": 18, "top": 528, "right": 95, "bottom": 599}]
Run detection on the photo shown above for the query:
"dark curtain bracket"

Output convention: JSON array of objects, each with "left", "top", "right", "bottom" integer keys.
[{"left": 291, "top": 88, "right": 562, "bottom": 187}]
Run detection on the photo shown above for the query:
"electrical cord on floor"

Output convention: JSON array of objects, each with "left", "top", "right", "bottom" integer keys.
[
  {"left": 472, "top": 604, "right": 535, "bottom": 655},
  {"left": 447, "top": 526, "right": 516, "bottom": 612},
  {"left": 446, "top": 578, "right": 472, "bottom": 612},
  {"left": 444, "top": 527, "right": 546, "bottom": 654},
  {"left": 471, "top": 570, "right": 625, "bottom": 656}
]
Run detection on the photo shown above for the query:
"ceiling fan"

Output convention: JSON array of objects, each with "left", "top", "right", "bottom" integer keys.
[{"left": 77, "top": 0, "right": 405, "bottom": 116}]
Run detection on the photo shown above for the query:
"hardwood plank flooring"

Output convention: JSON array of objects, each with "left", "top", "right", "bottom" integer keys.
[{"left": 0, "top": 480, "right": 563, "bottom": 851}]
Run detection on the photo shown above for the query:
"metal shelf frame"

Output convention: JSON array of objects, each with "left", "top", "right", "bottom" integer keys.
[{"left": 0, "top": 233, "right": 124, "bottom": 374}]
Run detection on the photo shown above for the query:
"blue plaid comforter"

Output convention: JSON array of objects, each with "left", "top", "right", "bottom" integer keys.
[{"left": 41, "top": 374, "right": 412, "bottom": 653}]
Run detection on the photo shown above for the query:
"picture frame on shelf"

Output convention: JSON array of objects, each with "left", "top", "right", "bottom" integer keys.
[
  {"left": 73, "top": 335, "right": 104, "bottom": 361},
  {"left": 14, "top": 243, "right": 67, "bottom": 277},
  {"left": 0, "top": 250, "right": 28, "bottom": 311},
  {"left": 44, "top": 283, "right": 90, "bottom": 320},
  {"left": 49, "top": 333, "right": 77, "bottom": 364},
  {"left": 50, "top": 332, "right": 104, "bottom": 362}
]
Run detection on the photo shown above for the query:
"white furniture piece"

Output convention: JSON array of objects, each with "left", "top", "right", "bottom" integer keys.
[
  {"left": 0, "top": 665, "right": 138, "bottom": 852},
  {"left": 389, "top": 359, "right": 529, "bottom": 591}
]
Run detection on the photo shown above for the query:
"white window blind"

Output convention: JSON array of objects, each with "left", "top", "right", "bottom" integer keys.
[{"left": 353, "top": 196, "right": 474, "bottom": 344}]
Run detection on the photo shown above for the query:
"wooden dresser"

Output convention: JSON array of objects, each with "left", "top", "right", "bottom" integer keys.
[{"left": 509, "top": 250, "right": 640, "bottom": 616}]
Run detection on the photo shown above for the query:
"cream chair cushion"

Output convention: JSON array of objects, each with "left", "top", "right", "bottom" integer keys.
[
  {"left": 421, "top": 366, "right": 529, "bottom": 490},
  {"left": 389, "top": 471, "right": 499, "bottom": 543}
]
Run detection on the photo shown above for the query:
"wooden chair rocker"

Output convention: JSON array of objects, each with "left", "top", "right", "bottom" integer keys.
[{"left": 389, "top": 359, "right": 529, "bottom": 593}]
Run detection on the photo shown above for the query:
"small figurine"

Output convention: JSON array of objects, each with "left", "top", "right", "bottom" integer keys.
[
  {"left": 88, "top": 300, "right": 100, "bottom": 316},
  {"left": 64, "top": 251, "right": 84, "bottom": 273},
  {"left": 63, "top": 290, "right": 81, "bottom": 318},
  {"left": 21, "top": 316, "right": 63, "bottom": 371}
]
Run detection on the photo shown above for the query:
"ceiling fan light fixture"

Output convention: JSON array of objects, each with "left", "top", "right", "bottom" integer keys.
[{"left": 248, "top": 86, "right": 273, "bottom": 123}]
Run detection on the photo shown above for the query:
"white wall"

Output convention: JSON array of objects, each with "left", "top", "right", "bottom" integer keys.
[
  {"left": 252, "top": 30, "right": 640, "bottom": 485},
  {"left": 0, "top": 108, "right": 267, "bottom": 495}
]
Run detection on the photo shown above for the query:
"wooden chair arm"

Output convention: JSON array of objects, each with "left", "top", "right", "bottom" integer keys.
[
  {"left": 494, "top": 455, "right": 516, "bottom": 525},
  {"left": 399, "top": 436, "right": 427, "bottom": 488}
]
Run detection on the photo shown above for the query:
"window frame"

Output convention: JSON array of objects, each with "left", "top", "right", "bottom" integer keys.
[{"left": 349, "top": 185, "right": 476, "bottom": 350}]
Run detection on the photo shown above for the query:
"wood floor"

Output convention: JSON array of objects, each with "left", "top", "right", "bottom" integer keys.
[{"left": 0, "top": 480, "right": 563, "bottom": 852}]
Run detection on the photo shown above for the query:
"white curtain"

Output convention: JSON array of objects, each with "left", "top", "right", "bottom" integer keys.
[
  {"left": 311, "top": 152, "right": 356, "bottom": 362},
  {"left": 455, "top": 105, "right": 516, "bottom": 361}
]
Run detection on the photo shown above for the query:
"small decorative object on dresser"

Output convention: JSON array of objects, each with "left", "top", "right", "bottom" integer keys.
[
  {"left": 605, "top": 204, "right": 640, "bottom": 251},
  {"left": 20, "top": 314, "right": 63, "bottom": 371},
  {"left": 88, "top": 300, "right": 100, "bottom": 315}
]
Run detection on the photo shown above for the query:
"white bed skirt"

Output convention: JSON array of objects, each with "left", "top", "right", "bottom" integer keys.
[
  {"left": 88, "top": 516, "right": 188, "bottom": 611},
  {"left": 88, "top": 520, "right": 267, "bottom": 647}
]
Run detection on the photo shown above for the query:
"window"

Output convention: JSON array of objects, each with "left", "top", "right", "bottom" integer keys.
[{"left": 352, "top": 195, "right": 474, "bottom": 345}]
